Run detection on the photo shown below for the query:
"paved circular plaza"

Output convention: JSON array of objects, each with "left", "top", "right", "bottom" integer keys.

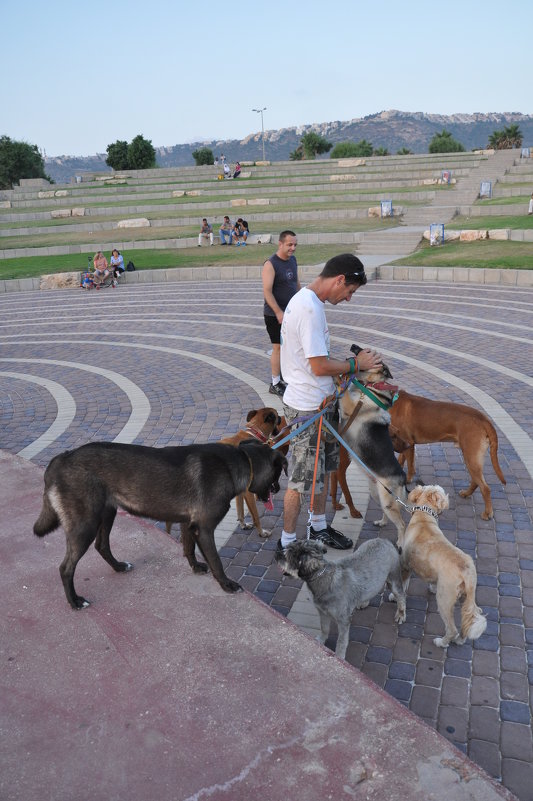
[{"left": 1, "top": 275, "right": 533, "bottom": 798}]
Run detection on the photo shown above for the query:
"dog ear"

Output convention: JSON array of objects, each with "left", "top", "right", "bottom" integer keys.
[
  {"left": 408, "top": 485, "right": 424, "bottom": 504},
  {"left": 428, "top": 486, "right": 449, "bottom": 512},
  {"left": 350, "top": 343, "right": 362, "bottom": 356},
  {"left": 246, "top": 410, "right": 258, "bottom": 422}
]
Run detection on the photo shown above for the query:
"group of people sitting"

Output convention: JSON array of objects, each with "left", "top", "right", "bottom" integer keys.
[
  {"left": 198, "top": 217, "right": 250, "bottom": 246},
  {"left": 89, "top": 249, "right": 125, "bottom": 288},
  {"left": 214, "top": 154, "right": 241, "bottom": 179}
]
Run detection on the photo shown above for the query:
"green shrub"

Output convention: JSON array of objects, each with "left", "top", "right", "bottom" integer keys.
[
  {"left": 192, "top": 147, "right": 215, "bottom": 166},
  {"left": 0, "top": 135, "right": 51, "bottom": 189},
  {"left": 330, "top": 140, "right": 373, "bottom": 159},
  {"left": 428, "top": 130, "right": 465, "bottom": 153}
]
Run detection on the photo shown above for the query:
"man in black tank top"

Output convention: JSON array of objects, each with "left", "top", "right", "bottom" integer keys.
[{"left": 262, "top": 230, "right": 301, "bottom": 397}]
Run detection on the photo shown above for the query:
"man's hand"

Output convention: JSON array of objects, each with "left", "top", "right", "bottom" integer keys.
[{"left": 357, "top": 349, "right": 382, "bottom": 371}]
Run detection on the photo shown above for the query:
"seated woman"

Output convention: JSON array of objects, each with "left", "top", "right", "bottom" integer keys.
[
  {"left": 223, "top": 162, "right": 231, "bottom": 178},
  {"left": 110, "top": 249, "right": 125, "bottom": 278},
  {"left": 233, "top": 162, "right": 242, "bottom": 179},
  {"left": 240, "top": 218, "right": 249, "bottom": 241},
  {"left": 93, "top": 251, "right": 110, "bottom": 287}
]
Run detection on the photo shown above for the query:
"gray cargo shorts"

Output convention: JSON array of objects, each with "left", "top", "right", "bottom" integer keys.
[{"left": 283, "top": 402, "right": 340, "bottom": 494}]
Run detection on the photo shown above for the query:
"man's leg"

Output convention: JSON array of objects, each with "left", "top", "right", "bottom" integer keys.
[
  {"left": 270, "top": 343, "right": 281, "bottom": 383},
  {"left": 281, "top": 487, "right": 301, "bottom": 547}
]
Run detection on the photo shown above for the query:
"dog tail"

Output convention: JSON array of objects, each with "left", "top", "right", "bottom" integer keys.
[
  {"left": 33, "top": 491, "right": 60, "bottom": 537},
  {"left": 460, "top": 570, "right": 487, "bottom": 641},
  {"left": 485, "top": 418, "right": 506, "bottom": 486}
]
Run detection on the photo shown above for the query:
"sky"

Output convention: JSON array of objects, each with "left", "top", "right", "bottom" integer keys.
[{"left": 2, "top": 0, "right": 532, "bottom": 157}]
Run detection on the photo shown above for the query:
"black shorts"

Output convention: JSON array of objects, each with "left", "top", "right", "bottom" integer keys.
[{"left": 264, "top": 314, "right": 281, "bottom": 345}]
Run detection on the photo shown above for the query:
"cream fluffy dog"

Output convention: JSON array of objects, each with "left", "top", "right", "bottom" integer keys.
[{"left": 399, "top": 484, "right": 487, "bottom": 648}]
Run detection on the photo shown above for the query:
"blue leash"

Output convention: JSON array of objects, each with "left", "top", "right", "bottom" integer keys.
[{"left": 271, "top": 380, "right": 410, "bottom": 512}]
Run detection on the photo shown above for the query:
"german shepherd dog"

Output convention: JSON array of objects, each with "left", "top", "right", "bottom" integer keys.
[
  {"left": 336, "top": 344, "right": 407, "bottom": 540},
  {"left": 34, "top": 440, "right": 288, "bottom": 609}
]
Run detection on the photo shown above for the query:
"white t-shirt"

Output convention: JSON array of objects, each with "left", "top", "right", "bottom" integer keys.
[{"left": 281, "top": 287, "right": 335, "bottom": 410}]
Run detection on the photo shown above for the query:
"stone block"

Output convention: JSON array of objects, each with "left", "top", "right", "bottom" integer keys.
[
  {"left": 240, "top": 161, "right": 254, "bottom": 166},
  {"left": 54, "top": 190, "right": 69, "bottom": 197},
  {"left": 172, "top": 190, "right": 185, "bottom": 197},
  {"left": 0, "top": 200, "right": 11, "bottom": 209},
  {"left": 444, "top": 230, "right": 460, "bottom": 242},
  {"left": 393, "top": 266, "right": 411, "bottom": 281},
  {"left": 38, "top": 190, "right": 55, "bottom": 199},
  {"left": 484, "top": 269, "right": 502, "bottom": 284},
  {"left": 368, "top": 206, "right": 381, "bottom": 218},
  {"left": 489, "top": 228, "right": 510, "bottom": 240},
  {"left": 248, "top": 234, "right": 272, "bottom": 245},
  {"left": 230, "top": 199, "right": 247, "bottom": 207},
  {"left": 500, "top": 270, "right": 518, "bottom": 285},
  {"left": 460, "top": 229, "right": 488, "bottom": 241},
  {"left": 330, "top": 174, "right": 358, "bottom": 182},
  {"left": 437, "top": 268, "right": 454, "bottom": 282},
  {"left": 247, "top": 198, "right": 269, "bottom": 206},
  {"left": 378, "top": 266, "right": 394, "bottom": 281},
  {"left": 71, "top": 208, "right": 85, "bottom": 217},
  {"left": 422, "top": 178, "right": 438, "bottom": 185},
  {"left": 468, "top": 268, "right": 485, "bottom": 284},
  {"left": 185, "top": 190, "right": 202, "bottom": 196},
  {"left": 40, "top": 271, "right": 81, "bottom": 290},
  {"left": 117, "top": 218, "right": 150, "bottom": 228},
  {"left": 240, "top": 171, "right": 252, "bottom": 178},
  {"left": 453, "top": 267, "right": 470, "bottom": 284},
  {"left": 51, "top": 209, "right": 72, "bottom": 219},
  {"left": 255, "top": 161, "right": 270, "bottom": 166},
  {"left": 422, "top": 267, "right": 438, "bottom": 281},
  {"left": 517, "top": 270, "right": 533, "bottom": 286},
  {"left": 337, "top": 158, "right": 365, "bottom": 167}
]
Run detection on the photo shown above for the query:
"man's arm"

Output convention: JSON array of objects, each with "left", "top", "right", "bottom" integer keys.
[
  {"left": 308, "top": 349, "right": 383, "bottom": 377},
  {"left": 262, "top": 260, "right": 283, "bottom": 323}
]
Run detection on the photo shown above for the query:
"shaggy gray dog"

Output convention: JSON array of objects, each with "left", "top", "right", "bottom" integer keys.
[{"left": 276, "top": 538, "right": 406, "bottom": 659}]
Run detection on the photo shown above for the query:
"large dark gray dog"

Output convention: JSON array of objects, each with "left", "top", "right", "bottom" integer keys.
[{"left": 34, "top": 440, "right": 287, "bottom": 609}]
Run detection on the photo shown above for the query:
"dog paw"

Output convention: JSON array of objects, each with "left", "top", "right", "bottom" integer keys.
[
  {"left": 73, "top": 596, "right": 90, "bottom": 609},
  {"left": 239, "top": 521, "right": 254, "bottom": 530},
  {"left": 221, "top": 579, "right": 243, "bottom": 593},
  {"left": 193, "top": 562, "right": 209, "bottom": 574},
  {"left": 481, "top": 511, "right": 493, "bottom": 520},
  {"left": 349, "top": 508, "right": 362, "bottom": 519},
  {"left": 332, "top": 501, "right": 344, "bottom": 511},
  {"left": 395, "top": 610, "right": 406, "bottom": 624},
  {"left": 117, "top": 561, "right": 133, "bottom": 572},
  {"left": 433, "top": 636, "right": 448, "bottom": 648},
  {"left": 373, "top": 516, "right": 387, "bottom": 528},
  {"left": 258, "top": 528, "right": 272, "bottom": 538}
]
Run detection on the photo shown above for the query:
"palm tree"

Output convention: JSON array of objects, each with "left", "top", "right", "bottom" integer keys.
[{"left": 487, "top": 124, "right": 522, "bottom": 150}]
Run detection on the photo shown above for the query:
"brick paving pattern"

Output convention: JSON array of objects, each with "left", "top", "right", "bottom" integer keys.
[{"left": 1, "top": 277, "right": 532, "bottom": 800}]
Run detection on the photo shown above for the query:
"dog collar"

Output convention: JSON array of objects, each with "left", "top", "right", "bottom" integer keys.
[
  {"left": 410, "top": 504, "right": 439, "bottom": 519},
  {"left": 349, "top": 377, "right": 392, "bottom": 411},
  {"left": 245, "top": 425, "right": 269, "bottom": 444}
]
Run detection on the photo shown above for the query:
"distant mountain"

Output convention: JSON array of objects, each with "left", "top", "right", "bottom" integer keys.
[{"left": 44, "top": 110, "right": 533, "bottom": 184}]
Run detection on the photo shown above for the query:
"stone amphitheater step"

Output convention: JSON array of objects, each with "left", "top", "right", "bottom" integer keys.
[
  {"left": 356, "top": 228, "right": 423, "bottom": 256},
  {"left": 402, "top": 148, "right": 519, "bottom": 227}
]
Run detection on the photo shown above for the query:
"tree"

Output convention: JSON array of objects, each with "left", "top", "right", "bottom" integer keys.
[
  {"left": 488, "top": 124, "right": 523, "bottom": 150},
  {"left": 330, "top": 139, "right": 373, "bottom": 159},
  {"left": 428, "top": 129, "right": 465, "bottom": 154},
  {"left": 299, "top": 131, "right": 332, "bottom": 159},
  {"left": 0, "top": 135, "right": 50, "bottom": 189},
  {"left": 373, "top": 147, "right": 389, "bottom": 156},
  {"left": 396, "top": 147, "right": 413, "bottom": 155},
  {"left": 127, "top": 134, "right": 156, "bottom": 169},
  {"left": 289, "top": 144, "right": 304, "bottom": 161},
  {"left": 192, "top": 147, "right": 215, "bottom": 166},
  {"left": 105, "top": 140, "right": 129, "bottom": 170}
]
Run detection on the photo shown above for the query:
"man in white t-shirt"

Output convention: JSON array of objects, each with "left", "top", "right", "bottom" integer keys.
[{"left": 279, "top": 253, "right": 383, "bottom": 551}]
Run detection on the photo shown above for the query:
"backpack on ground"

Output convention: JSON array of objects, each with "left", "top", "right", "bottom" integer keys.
[{"left": 126, "top": 260, "right": 135, "bottom": 272}]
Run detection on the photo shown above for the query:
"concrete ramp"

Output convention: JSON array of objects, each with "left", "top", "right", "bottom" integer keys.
[{"left": 0, "top": 451, "right": 515, "bottom": 801}]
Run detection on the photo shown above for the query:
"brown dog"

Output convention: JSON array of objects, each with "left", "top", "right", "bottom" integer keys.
[
  {"left": 389, "top": 390, "right": 506, "bottom": 520},
  {"left": 400, "top": 485, "right": 487, "bottom": 648},
  {"left": 166, "top": 408, "right": 287, "bottom": 538}
]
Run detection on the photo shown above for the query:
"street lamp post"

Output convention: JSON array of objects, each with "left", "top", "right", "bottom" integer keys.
[{"left": 252, "top": 107, "right": 267, "bottom": 161}]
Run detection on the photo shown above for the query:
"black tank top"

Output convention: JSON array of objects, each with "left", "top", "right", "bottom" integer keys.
[{"left": 263, "top": 254, "right": 299, "bottom": 316}]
